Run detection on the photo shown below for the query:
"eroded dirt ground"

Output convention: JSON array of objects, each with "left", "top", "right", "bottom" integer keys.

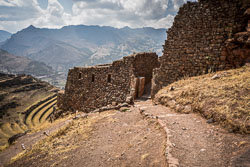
[
  {"left": 2, "top": 99, "right": 250, "bottom": 167},
  {"left": 136, "top": 100, "right": 250, "bottom": 167},
  {"left": 6, "top": 106, "right": 167, "bottom": 167}
]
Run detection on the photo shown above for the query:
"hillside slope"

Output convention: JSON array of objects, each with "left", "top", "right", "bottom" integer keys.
[
  {"left": 0, "top": 49, "right": 55, "bottom": 76},
  {"left": 0, "top": 73, "right": 58, "bottom": 124},
  {"left": 154, "top": 64, "right": 250, "bottom": 134}
]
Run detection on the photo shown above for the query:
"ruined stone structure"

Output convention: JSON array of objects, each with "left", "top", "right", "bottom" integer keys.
[
  {"left": 58, "top": 0, "right": 250, "bottom": 112},
  {"left": 58, "top": 53, "right": 159, "bottom": 112},
  {"left": 151, "top": 0, "right": 250, "bottom": 97}
]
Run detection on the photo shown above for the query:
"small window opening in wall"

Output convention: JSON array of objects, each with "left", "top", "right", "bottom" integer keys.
[
  {"left": 79, "top": 73, "right": 82, "bottom": 79},
  {"left": 92, "top": 74, "right": 95, "bottom": 82},
  {"left": 107, "top": 74, "right": 111, "bottom": 83}
]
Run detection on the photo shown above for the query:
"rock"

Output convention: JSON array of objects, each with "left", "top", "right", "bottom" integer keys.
[
  {"left": 200, "top": 149, "right": 206, "bottom": 152},
  {"left": 114, "top": 105, "right": 120, "bottom": 110},
  {"left": 244, "top": 8, "right": 250, "bottom": 15},
  {"left": 101, "top": 106, "right": 109, "bottom": 111},
  {"left": 211, "top": 74, "right": 220, "bottom": 80},
  {"left": 43, "top": 131, "right": 49, "bottom": 136},
  {"left": 183, "top": 105, "right": 192, "bottom": 114},
  {"left": 220, "top": 56, "right": 226, "bottom": 61},
  {"left": 119, "top": 107, "right": 130, "bottom": 112},
  {"left": 207, "top": 118, "right": 214, "bottom": 123},
  {"left": 120, "top": 103, "right": 129, "bottom": 107},
  {"left": 169, "top": 86, "right": 175, "bottom": 91},
  {"left": 112, "top": 101, "right": 117, "bottom": 106},
  {"left": 167, "top": 100, "right": 177, "bottom": 108},
  {"left": 92, "top": 109, "right": 100, "bottom": 113},
  {"left": 82, "top": 114, "right": 88, "bottom": 119},
  {"left": 182, "top": 127, "right": 187, "bottom": 130},
  {"left": 176, "top": 104, "right": 184, "bottom": 112},
  {"left": 21, "top": 144, "right": 26, "bottom": 150},
  {"left": 139, "top": 108, "right": 145, "bottom": 113},
  {"left": 126, "top": 96, "right": 134, "bottom": 104}
]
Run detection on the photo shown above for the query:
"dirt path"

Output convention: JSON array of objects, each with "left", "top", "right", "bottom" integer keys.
[
  {"left": 6, "top": 107, "right": 167, "bottom": 167},
  {"left": 136, "top": 100, "right": 250, "bottom": 167},
  {"left": 2, "top": 99, "right": 250, "bottom": 167}
]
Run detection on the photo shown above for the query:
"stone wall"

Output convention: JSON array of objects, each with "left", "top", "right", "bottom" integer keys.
[
  {"left": 59, "top": 52, "right": 158, "bottom": 112},
  {"left": 152, "top": 0, "right": 250, "bottom": 98},
  {"left": 132, "top": 52, "right": 159, "bottom": 85}
]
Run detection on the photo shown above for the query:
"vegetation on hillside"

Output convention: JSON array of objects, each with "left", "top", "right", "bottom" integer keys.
[
  {"left": 154, "top": 64, "right": 250, "bottom": 134},
  {"left": 0, "top": 73, "right": 58, "bottom": 151}
]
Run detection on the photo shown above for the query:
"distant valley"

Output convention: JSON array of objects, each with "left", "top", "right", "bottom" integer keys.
[
  {"left": 0, "top": 25, "right": 166, "bottom": 88},
  {"left": 0, "top": 49, "right": 54, "bottom": 76}
]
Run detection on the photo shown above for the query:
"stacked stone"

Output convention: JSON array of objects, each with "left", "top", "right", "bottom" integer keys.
[
  {"left": 152, "top": 0, "right": 248, "bottom": 98},
  {"left": 222, "top": 7, "right": 250, "bottom": 67},
  {"left": 58, "top": 52, "right": 159, "bottom": 112},
  {"left": 132, "top": 52, "right": 159, "bottom": 85}
]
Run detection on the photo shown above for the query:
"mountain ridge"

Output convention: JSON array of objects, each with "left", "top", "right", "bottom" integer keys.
[
  {"left": 0, "top": 30, "right": 11, "bottom": 43},
  {"left": 1, "top": 25, "right": 166, "bottom": 73}
]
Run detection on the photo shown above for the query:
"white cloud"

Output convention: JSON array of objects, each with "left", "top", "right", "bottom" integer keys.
[{"left": 0, "top": 0, "right": 196, "bottom": 33}]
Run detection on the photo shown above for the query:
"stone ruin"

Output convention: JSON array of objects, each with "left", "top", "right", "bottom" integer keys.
[
  {"left": 58, "top": 0, "right": 250, "bottom": 112},
  {"left": 58, "top": 53, "right": 159, "bottom": 112},
  {"left": 151, "top": 0, "right": 250, "bottom": 97}
]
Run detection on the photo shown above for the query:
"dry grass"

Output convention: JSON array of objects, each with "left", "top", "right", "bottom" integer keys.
[
  {"left": 9, "top": 111, "right": 115, "bottom": 164},
  {"left": 0, "top": 138, "right": 8, "bottom": 151},
  {"left": 23, "top": 94, "right": 56, "bottom": 113},
  {"left": 154, "top": 64, "right": 250, "bottom": 134},
  {"left": 11, "top": 123, "right": 25, "bottom": 134},
  {"left": 25, "top": 97, "right": 57, "bottom": 128},
  {"left": 39, "top": 102, "right": 57, "bottom": 123},
  {"left": 1, "top": 123, "right": 16, "bottom": 136}
]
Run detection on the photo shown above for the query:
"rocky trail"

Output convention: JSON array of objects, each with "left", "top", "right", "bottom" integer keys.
[
  {"left": 137, "top": 100, "right": 250, "bottom": 167},
  {"left": 1, "top": 99, "right": 250, "bottom": 167}
]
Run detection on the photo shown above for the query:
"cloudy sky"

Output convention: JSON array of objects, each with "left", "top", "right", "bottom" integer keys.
[{"left": 0, "top": 0, "right": 196, "bottom": 33}]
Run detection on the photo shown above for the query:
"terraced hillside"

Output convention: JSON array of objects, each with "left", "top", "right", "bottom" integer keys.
[{"left": 0, "top": 73, "right": 58, "bottom": 150}]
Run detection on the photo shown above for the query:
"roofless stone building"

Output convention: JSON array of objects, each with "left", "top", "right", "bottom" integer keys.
[
  {"left": 58, "top": 0, "right": 249, "bottom": 113},
  {"left": 58, "top": 53, "right": 159, "bottom": 112}
]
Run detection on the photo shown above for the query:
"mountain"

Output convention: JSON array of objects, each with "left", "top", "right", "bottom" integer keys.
[
  {"left": 0, "top": 30, "right": 11, "bottom": 43},
  {"left": 0, "top": 49, "right": 55, "bottom": 76},
  {"left": 0, "top": 25, "right": 166, "bottom": 73}
]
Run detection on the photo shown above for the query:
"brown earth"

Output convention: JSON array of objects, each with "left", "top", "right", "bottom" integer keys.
[
  {"left": 0, "top": 117, "right": 73, "bottom": 166},
  {"left": 137, "top": 100, "right": 250, "bottom": 167},
  {"left": 5, "top": 106, "right": 167, "bottom": 167},
  {"left": 2, "top": 99, "right": 249, "bottom": 167}
]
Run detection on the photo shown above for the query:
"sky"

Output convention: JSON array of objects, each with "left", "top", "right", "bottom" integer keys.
[{"left": 0, "top": 0, "right": 196, "bottom": 33}]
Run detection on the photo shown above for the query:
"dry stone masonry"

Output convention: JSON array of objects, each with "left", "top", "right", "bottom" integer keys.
[
  {"left": 58, "top": 53, "right": 159, "bottom": 112},
  {"left": 58, "top": 0, "right": 250, "bottom": 112},
  {"left": 151, "top": 0, "right": 250, "bottom": 97}
]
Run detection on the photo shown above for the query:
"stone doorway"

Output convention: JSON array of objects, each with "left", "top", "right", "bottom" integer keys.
[{"left": 133, "top": 77, "right": 151, "bottom": 100}]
